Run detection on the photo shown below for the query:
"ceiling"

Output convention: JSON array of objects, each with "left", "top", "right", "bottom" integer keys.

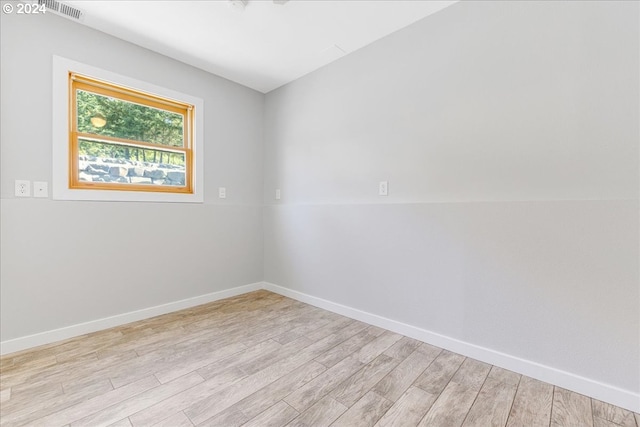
[{"left": 63, "top": 0, "right": 456, "bottom": 93}]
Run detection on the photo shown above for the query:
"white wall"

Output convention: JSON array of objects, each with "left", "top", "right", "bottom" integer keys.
[
  {"left": 0, "top": 12, "right": 264, "bottom": 342},
  {"left": 263, "top": 0, "right": 639, "bottom": 409}
]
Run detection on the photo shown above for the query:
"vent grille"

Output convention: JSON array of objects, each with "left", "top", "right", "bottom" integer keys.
[{"left": 38, "top": 0, "right": 83, "bottom": 20}]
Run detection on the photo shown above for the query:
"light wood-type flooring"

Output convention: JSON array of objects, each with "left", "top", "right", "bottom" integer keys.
[{"left": 1, "top": 290, "right": 638, "bottom": 427}]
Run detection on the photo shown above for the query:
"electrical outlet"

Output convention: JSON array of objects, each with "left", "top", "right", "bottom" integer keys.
[
  {"left": 275, "top": 189, "right": 281, "bottom": 200},
  {"left": 218, "top": 187, "right": 226, "bottom": 199},
  {"left": 34, "top": 181, "right": 48, "bottom": 198},
  {"left": 379, "top": 181, "right": 388, "bottom": 196},
  {"left": 15, "top": 180, "right": 31, "bottom": 197}
]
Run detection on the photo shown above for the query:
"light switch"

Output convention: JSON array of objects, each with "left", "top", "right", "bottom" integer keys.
[
  {"left": 34, "top": 181, "right": 48, "bottom": 198},
  {"left": 275, "top": 189, "right": 281, "bottom": 200}
]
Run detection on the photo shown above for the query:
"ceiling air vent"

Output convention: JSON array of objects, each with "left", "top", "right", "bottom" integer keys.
[{"left": 38, "top": 0, "right": 83, "bottom": 20}]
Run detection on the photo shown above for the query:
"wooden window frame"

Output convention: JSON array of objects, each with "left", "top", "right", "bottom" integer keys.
[{"left": 69, "top": 73, "right": 195, "bottom": 194}]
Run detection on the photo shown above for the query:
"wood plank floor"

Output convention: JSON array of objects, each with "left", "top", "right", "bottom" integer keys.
[{"left": 1, "top": 290, "right": 637, "bottom": 427}]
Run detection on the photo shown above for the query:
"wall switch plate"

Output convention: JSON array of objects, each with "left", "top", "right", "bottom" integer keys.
[
  {"left": 379, "top": 181, "right": 388, "bottom": 196},
  {"left": 218, "top": 187, "right": 226, "bottom": 199},
  {"left": 275, "top": 189, "right": 281, "bottom": 200},
  {"left": 33, "top": 181, "right": 48, "bottom": 198},
  {"left": 15, "top": 180, "right": 31, "bottom": 197}
]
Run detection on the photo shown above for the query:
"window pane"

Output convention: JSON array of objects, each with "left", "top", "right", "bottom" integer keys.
[
  {"left": 78, "top": 139, "right": 186, "bottom": 187},
  {"left": 76, "top": 90, "right": 184, "bottom": 147}
]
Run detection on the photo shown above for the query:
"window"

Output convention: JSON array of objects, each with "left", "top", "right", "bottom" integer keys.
[
  {"left": 53, "top": 56, "right": 204, "bottom": 202},
  {"left": 70, "top": 74, "right": 194, "bottom": 193}
]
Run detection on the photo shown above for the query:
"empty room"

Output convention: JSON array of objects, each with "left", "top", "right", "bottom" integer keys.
[{"left": 1, "top": 0, "right": 638, "bottom": 426}]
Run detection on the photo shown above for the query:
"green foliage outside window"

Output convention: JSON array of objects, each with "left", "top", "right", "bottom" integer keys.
[{"left": 76, "top": 90, "right": 185, "bottom": 166}]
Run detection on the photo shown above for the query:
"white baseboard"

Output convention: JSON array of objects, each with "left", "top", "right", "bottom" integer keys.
[
  {"left": 2, "top": 280, "right": 637, "bottom": 413},
  {"left": 263, "top": 282, "right": 640, "bottom": 413},
  {"left": 0, "top": 282, "right": 263, "bottom": 356}
]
